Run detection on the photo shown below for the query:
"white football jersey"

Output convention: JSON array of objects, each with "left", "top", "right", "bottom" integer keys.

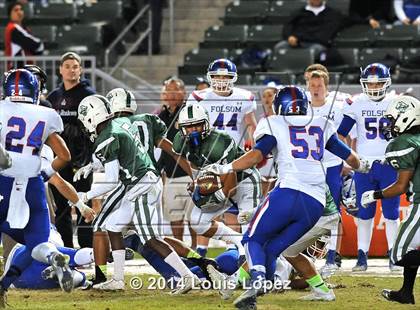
[
  {"left": 187, "top": 87, "right": 256, "bottom": 146},
  {"left": 254, "top": 115, "right": 336, "bottom": 205},
  {"left": 342, "top": 92, "right": 396, "bottom": 162},
  {"left": 0, "top": 99, "right": 63, "bottom": 178}
]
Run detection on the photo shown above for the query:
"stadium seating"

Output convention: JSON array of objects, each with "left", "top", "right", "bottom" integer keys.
[
  {"left": 77, "top": 1, "right": 123, "bottom": 23},
  {"left": 267, "top": 48, "right": 314, "bottom": 73},
  {"left": 334, "top": 25, "right": 376, "bottom": 48},
  {"left": 32, "top": 3, "right": 77, "bottom": 25},
  {"left": 375, "top": 25, "right": 419, "bottom": 48},
  {"left": 358, "top": 48, "right": 402, "bottom": 69},
  {"left": 247, "top": 25, "right": 283, "bottom": 48},
  {"left": 201, "top": 25, "right": 248, "bottom": 48},
  {"left": 223, "top": 1, "right": 270, "bottom": 25},
  {"left": 180, "top": 48, "right": 228, "bottom": 74},
  {"left": 55, "top": 24, "right": 102, "bottom": 55},
  {"left": 30, "top": 25, "right": 57, "bottom": 48},
  {"left": 265, "top": 1, "right": 305, "bottom": 24}
]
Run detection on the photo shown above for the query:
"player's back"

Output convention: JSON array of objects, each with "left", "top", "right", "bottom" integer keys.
[
  {"left": 187, "top": 87, "right": 256, "bottom": 146},
  {"left": 255, "top": 115, "right": 336, "bottom": 204},
  {"left": 0, "top": 100, "right": 63, "bottom": 178},
  {"left": 128, "top": 113, "right": 167, "bottom": 167}
]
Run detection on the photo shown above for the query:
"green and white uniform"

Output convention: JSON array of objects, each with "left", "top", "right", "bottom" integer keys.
[
  {"left": 283, "top": 189, "right": 340, "bottom": 257},
  {"left": 173, "top": 130, "right": 262, "bottom": 233},
  {"left": 90, "top": 117, "right": 162, "bottom": 243},
  {"left": 128, "top": 113, "right": 167, "bottom": 167},
  {"left": 385, "top": 133, "right": 420, "bottom": 263}
]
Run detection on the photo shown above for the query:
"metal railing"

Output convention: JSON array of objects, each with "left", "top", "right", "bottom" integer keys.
[{"left": 104, "top": 4, "right": 152, "bottom": 75}]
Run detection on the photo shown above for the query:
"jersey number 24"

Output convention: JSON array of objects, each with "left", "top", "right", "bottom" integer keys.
[{"left": 5, "top": 117, "right": 45, "bottom": 155}]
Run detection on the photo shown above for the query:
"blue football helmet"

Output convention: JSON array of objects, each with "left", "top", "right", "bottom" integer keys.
[
  {"left": 207, "top": 58, "right": 238, "bottom": 93},
  {"left": 360, "top": 63, "right": 391, "bottom": 101},
  {"left": 3, "top": 69, "right": 40, "bottom": 104},
  {"left": 273, "top": 85, "right": 308, "bottom": 115}
]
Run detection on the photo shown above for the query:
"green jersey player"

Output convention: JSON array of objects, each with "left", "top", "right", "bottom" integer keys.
[
  {"left": 77, "top": 94, "right": 199, "bottom": 292},
  {"left": 361, "top": 95, "right": 420, "bottom": 305},
  {"left": 173, "top": 103, "right": 262, "bottom": 264}
]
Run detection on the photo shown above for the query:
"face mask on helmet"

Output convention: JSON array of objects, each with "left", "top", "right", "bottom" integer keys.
[
  {"left": 3, "top": 69, "right": 40, "bottom": 104},
  {"left": 307, "top": 235, "right": 331, "bottom": 260},
  {"left": 274, "top": 86, "right": 308, "bottom": 115},
  {"left": 341, "top": 172, "right": 358, "bottom": 217},
  {"left": 78, "top": 95, "right": 114, "bottom": 142},
  {"left": 360, "top": 64, "right": 391, "bottom": 101},
  {"left": 207, "top": 59, "right": 238, "bottom": 93},
  {"left": 178, "top": 105, "right": 210, "bottom": 147},
  {"left": 106, "top": 88, "right": 137, "bottom": 115}
]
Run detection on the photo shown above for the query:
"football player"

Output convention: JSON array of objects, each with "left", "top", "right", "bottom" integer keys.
[
  {"left": 173, "top": 103, "right": 262, "bottom": 264},
  {"left": 361, "top": 95, "right": 420, "bottom": 304},
  {"left": 187, "top": 59, "right": 257, "bottom": 148},
  {"left": 77, "top": 95, "right": 199, "bottom": 292},
  {"left": 337, "top": 63, "right": 400, "bottom": 272},
  {"left": 0, "top": 69, "right": 74, "bottom": 304},
  {"left": 203, "top": 85, "right": 369, "bottom": 309}
]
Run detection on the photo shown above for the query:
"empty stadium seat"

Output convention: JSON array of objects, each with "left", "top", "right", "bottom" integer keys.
[
  {"left": 266, "top": 1, "right": 305, "bottom": 24},
  {"left": 33, "top": 3, "right": 76, "bottom": 25},
  {"left": 77, "top": 1, "right": 123, "bottom": 23},
  {"left": 29, "top": 25, "right": 57, "bottom": 47},
  {"left": 181, "top": 48, "right": 228, "bottom": 74},
  {"left": 56, "top": 24, "right": 102, "bottom": 54},
  {"left": 327, "top": 48, "right": 359, "bottom": 73},
  {"left": 247, "top": 25, "right": 283, "bottom": 48},
  {"left": 253, "top": 73, "right": 294, "bottom": 85},
  {"left": 223, "top": 1, "right": 270, "bottom": 25},
  {"left": 400, "top": 48, "right": 420, "bottom": 73},
  {"left": 201, "top": 25, "right": 247, "bottom": 48},
  {"left": 267, "top": 48, "right": 314, "bottom": 73},
  {"left": 375, "top": 25, "right": 419, "bottom": 47},
  {"left": 334, "top": 25, "right": 375, "bottom": 48},
  {"left": 359, "top": 48, "right": 403, "bottom": 69}
]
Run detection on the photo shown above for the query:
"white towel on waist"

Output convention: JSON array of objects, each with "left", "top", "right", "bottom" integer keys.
[{"left": 6, "top": 178, "right": 30, "bottom": 229}]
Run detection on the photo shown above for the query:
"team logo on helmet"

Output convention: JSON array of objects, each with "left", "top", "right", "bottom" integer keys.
[
  {"left": 395, "top": 101, "right": 409, "bottom": 113},
  {"left": 79, "top": 104, "right": 88, "bottom": 117}
]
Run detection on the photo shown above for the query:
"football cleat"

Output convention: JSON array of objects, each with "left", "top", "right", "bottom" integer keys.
[
  {"left": 0, "top": 285, "right": 7, "bottom": 309},
  {"left": 187, "top": 257, "right": 219, "bottom": 280},
  {"left": 41, "top": 266, "right": 56, "bottom": 280},
  {"left": 382, "top": 289, "right": 415, "bottom": 304},
  {"left": 92, "top": 278, "right": 125, "bottom": 291},
  {"left": 171, "top": 274, "right": 201, "bottom": 295},
  {"left": 207, "top": 264, "right": 236, "bottom": 300},
  {"left": 300, "top": 287, "right": 336, "bottom": 301},
  {"left": 233, "top": 288, "right": 259, "bottom": 309},
  {"left": 49, "top": 252, "right": 73, "bottom": 293},
  {"left": 352, "top": 250, "right": 368, "bottom": 272}
]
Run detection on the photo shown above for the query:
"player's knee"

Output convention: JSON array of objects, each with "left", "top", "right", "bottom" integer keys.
[
  {"left": 31, "top": 242, "right": 56, "bottom": 262},
  {"left": 190, "top": 221, "right": 211, "bottom": 235}
]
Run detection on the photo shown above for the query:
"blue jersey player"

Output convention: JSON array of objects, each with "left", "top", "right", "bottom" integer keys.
[
  {"left": 204, "top": 86, "right": 369, "bottom": 309},
  {"left": 0, "top": 69, "right": 74, "bottom": 305},
  {"left": 337, "top": 63, "right": 400, "bottom": 272}
]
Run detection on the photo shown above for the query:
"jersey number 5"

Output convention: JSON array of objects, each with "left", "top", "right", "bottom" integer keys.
[
  {"left": 5, "top": 117, "right": 45, "bottom": 155},
  {"left": 289, "top": 126, "right": 324, "bottom": 160}
]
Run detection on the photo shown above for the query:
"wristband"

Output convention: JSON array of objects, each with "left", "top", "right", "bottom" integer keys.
[
  {"left": 43, "top": 164, "right": 56, "bottom": 178},
  {"left": 74, "top": 200, "right": 89, "bottom": 212},
  {"left": 214, "top": 188, "right": 226, "bottom": 202},
  {"left": 373, "top": 190, "right": 384, "bottom": 200}
]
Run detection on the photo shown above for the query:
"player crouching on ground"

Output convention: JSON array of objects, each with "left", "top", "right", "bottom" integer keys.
[{"left": 361, "top": 95, "right": 420, "bottom": 305}]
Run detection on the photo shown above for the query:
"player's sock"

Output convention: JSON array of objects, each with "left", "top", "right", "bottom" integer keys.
[
  {"left": 400, "top": 266, "right": 418, "bottom": 297},
  {"left": 164, "top": 252, "right": 194, "bottom": 278},
  {"left": 357, "top": 218, "right": 374, "bottom": 253},
  {"left": 31, "top": 242, "right": 60, "bottom": 264},
  {"left": 385, "top": 219, "right": 399, "bottom": 250},
  {"left": 95, "top": 265, "right": 107, "bottom": 282},
  {"left": 112, "top": 250, "right": 125, "bottom": 281},
  {"left": 238, "top": 267, "right": 250, "bottom": 284},
  {"left": 327, "top": 226, "right": 338, "bottom": 251},
  {"left": 214, "top": 223, "right": 245, "bottom": 256},
  {"left": 196, "top": 246, "right": 208, "bottom": 257},
  {"left": 187, "top": 249, "right": 201, "bottom": 259},
  {"left": 306, "top": 274, "right": 329, "bottom": 293}
]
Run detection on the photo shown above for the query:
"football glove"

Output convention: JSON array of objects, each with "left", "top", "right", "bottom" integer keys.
[
  {"left": 201, "top": 163, "right": 233, "bottom": 176},
  {"left": 73, "top": 163, "right": 93, "bottom": 182},
  {"left": 361, "top": 190, "right": 376, "bottom": 208},
  {"left": 354, "top": 158, "right": 370, "bottom": 173}
]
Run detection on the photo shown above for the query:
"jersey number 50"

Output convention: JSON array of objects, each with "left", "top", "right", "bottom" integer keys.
[
  {"left": 5, "top": 117, "right": 45, "bottom": 155},
  {"left": 289, "top": 126, "right": 324, "bottom": 160}
]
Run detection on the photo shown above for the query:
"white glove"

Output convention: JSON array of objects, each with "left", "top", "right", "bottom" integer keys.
[
  {"left": 238, "top": 210, "right": 254, "bottom": 225},
  {"left": 354, "top": 158, "right": 371, "bottom": 173},
  {"left": 74, "top": 200, "right": 96, "bottom": 223},
  {"left": 201, "top": 163, "right": 233, "bottom": 175},
  {"left": 73, "top": 163, "right": 93, "bottom": 182},
  {"left": 361, "top": 190, "right": 376, "bottom": 208},
  {"left": 77, "top": 192, "right": 89, "bottom": 204}
]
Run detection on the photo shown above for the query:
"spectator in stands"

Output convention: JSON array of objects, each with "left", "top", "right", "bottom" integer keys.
[
  {"left": 47, "top": 52, "right": 96, "bottom": 249},
  {"left": 157, "top": 77, "right": 194, "bottom": 243},
  {"left": 394, "top": 0, "right": 420, "bottom": 25},
  {"left": 274, "top": 0, "right": 344, "bottom": 58},
  {"left": 4, "top": 1, "right": 44, "bottom": 68},
  {"left": 349, "top": 0, "right": 393, "bottom": 28},
  {"left": 195, "top": 77, "right": 210, "bottom": 90}
]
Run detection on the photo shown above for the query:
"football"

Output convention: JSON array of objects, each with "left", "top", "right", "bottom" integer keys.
[{"left": 194, "top": 173, "right": 223, "bottom": 196}]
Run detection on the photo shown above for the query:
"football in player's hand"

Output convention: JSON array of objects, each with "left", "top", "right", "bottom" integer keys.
[{"left": 193, "top": 173, "right": 223, "bottom": 196}]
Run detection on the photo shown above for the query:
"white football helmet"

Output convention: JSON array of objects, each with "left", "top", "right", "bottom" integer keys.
[
  {"left": 78, "top": 94, "right": 114, "bottom": 142},
  {"left": 307, "top": 235, "right": 331, "bottom": 260},
  {"left": 178, "top": 104, "right": 210, "bottom": 139},
  {"left": 341, "top": 173, "right": 358, "bottom": 217},
  {"left": 383, "top": 95, "right": 420, "bottom": 138},
  {"left": 106, "top": 88, "right": 137, "bottom": 114}
]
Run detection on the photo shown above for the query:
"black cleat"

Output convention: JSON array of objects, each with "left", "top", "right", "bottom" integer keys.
[
  {"left": 188, "top": 257, "right": 219, "bottom": 280},
  {"left": 382, "top": 289, "right": 415, "bottom": 304},
  {"left": 234, "top": 290, "right": 258, "bottom": 310}
]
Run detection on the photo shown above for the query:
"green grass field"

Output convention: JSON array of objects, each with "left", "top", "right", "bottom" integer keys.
[{"left": 5, "top": 275, "right": 419, "bottom": 310}]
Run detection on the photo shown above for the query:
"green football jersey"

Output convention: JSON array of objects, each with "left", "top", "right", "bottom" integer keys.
[
  {"left": 128, "top": 113, "right": 167, "bottom": 167},
  {"left": 323, "top": 188, "right": 338, "bottom": 216},
  {"left": 173, "top": 130, "right": 250, "bottom": 182},
  {"left": 385, "top": 133, "right": 420, "bottom": 205},
  {"left": 93, "top": 117, "right": 157, "bottom": 187}
]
